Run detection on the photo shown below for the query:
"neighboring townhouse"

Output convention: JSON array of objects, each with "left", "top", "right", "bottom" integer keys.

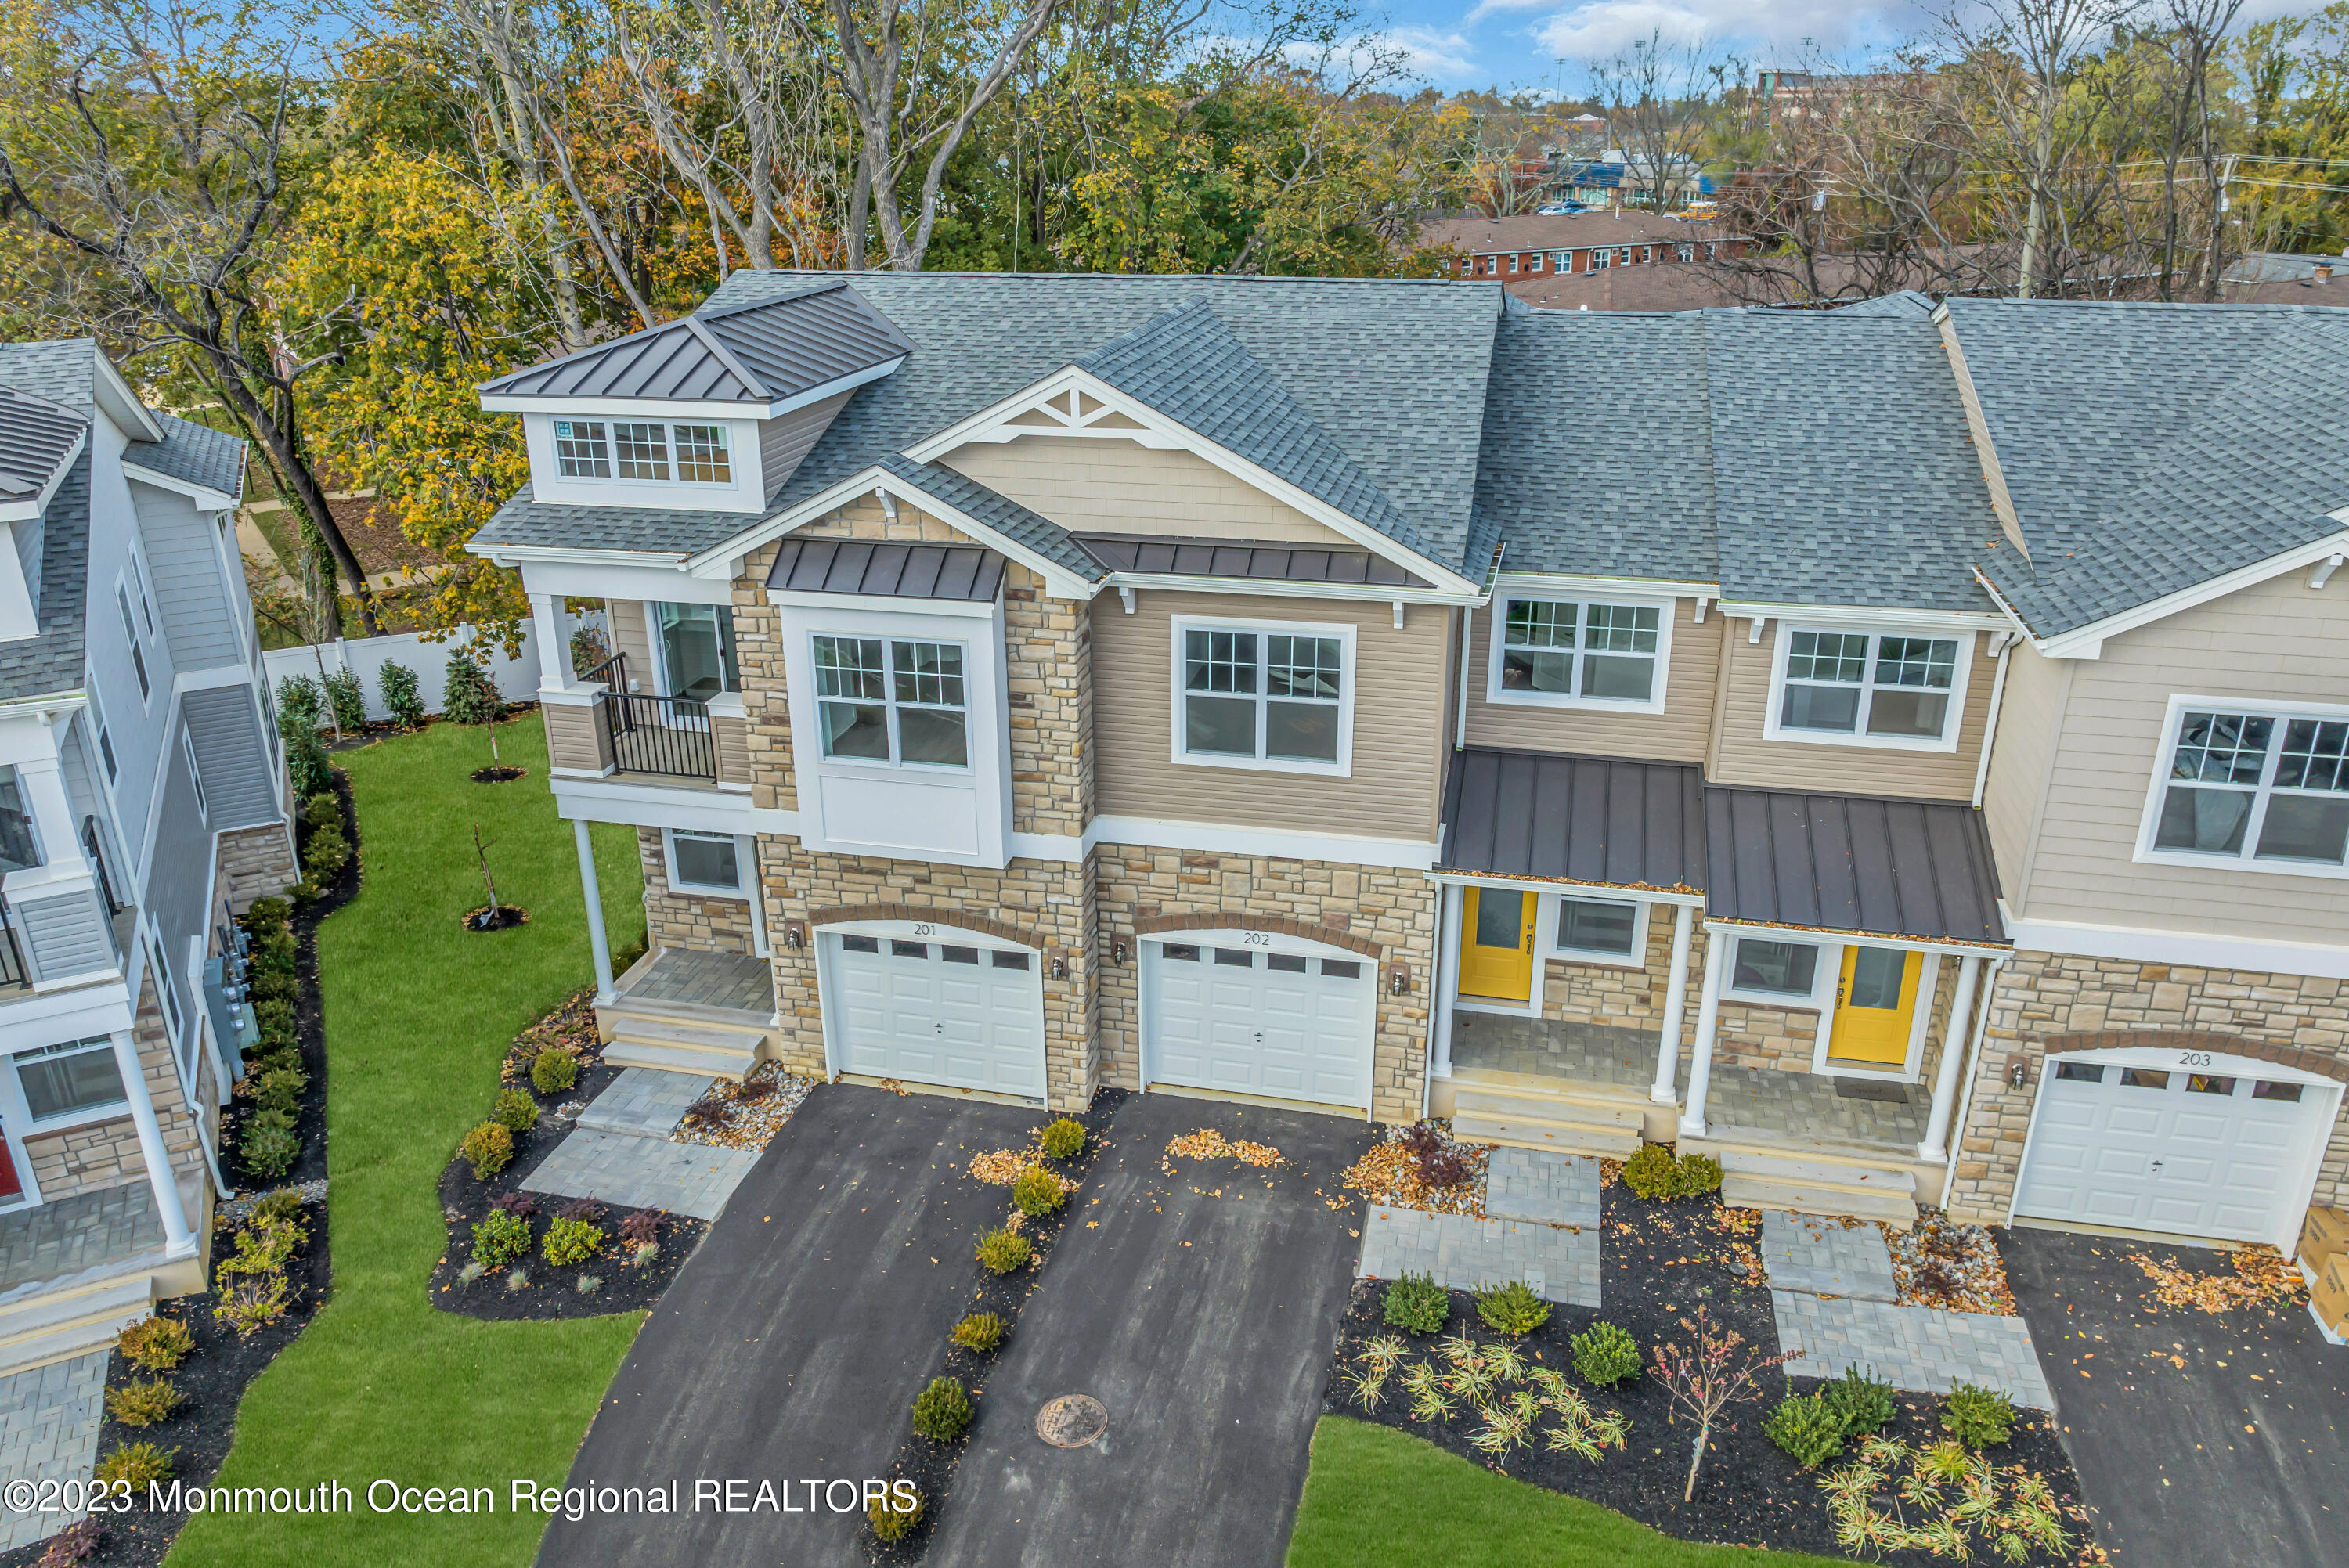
[
  {"left": 1420, "top": 214, "right": 1738, "bottom": 283},
  {"left": 466, "top": 273, "right": 2347, "bottom": 1257},
  {"left": 0, "top": 341, "right": 294, "bottom": 1375}
]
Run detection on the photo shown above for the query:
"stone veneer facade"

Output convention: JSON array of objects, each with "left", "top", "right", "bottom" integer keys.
[
  {"left": 20, "top": 968, "right": 212, "bottom": 1202},
  {"left": 215, "top": 822, "right": 297, "bottom": 914},
  {"left": 637, "top": 828, "right": 759, "bottom": 954},
  {"left": 1946, "top": 951, "right": 2349, "bottom": 1224}
]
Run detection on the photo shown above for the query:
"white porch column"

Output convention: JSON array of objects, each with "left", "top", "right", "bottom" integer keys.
[
  {"left": 574, "top": 818, "right": 615, "bottom": 1004},
  {"left": 111, "top": 1030, "right": 193, "bottom": 1249},
  {"left": 531, "top": 593, "right": 572, "bottom": 692},
  {"left": 1431, "top": 881, "right": 1461, "bottom": 1079},
  {"left": 1676, "top": 930, "right": 1727, "bottom": 1141},
  {"left": 1650, "top": 903, "right": 1694, "bottom": 1105},
  {"left": 1918, "top": 953, "right": 1982, "bottom": 1162}
]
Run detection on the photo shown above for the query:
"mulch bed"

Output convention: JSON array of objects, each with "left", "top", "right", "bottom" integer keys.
[
  {"left": 1326, "top": 1176, "right": 2100, "bottom": 1566},
  {"left": 868, "top": 1088, "right": 1128, "bottom": 1565},
  {"left": 428, "top": 1005, "right": 707, "bottom": 1321},
  {"left": 459, "top": 904, "right": 530, "bottom": 933},
  {"left": 469, "top": 766, "right": 528, "bottom": 784}
]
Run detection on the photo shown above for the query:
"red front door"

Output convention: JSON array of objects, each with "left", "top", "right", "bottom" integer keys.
[{"left": 0, "top": 1129, "right": 22, "bottom": 1202}]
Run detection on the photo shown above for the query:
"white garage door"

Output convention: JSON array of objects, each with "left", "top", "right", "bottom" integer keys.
[
  {"left": 826, "top": 932, "right": 1045, "bottom": 1099},
  {"left": 2015, "top": 1053, "right": 2334, "bottom": 1245},
  {"left": 1144, "top": 938, "right": 1374, "bottom": 1111}
]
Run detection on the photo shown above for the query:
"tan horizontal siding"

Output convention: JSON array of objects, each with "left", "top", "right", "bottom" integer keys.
[
  {"left": 1461, "top": 597, "right": 1720, "bottom": 764},
  {"left": 1979, "top": 640, "right": 2066, "bottom": 915},
  {"left": 1091, "top": 589, "right": 1449, "bottom": 842},
  {"left": 714, "top": 714, "right": 751, "bottom": 785},
  {"left": 2016, "top": 571, "right": 2349, "bottom": 940},
  {"left": 1708, "top": 627, "right": 1994, "bottom": 802},
  {"left": 543, "top": 703, "right": 610, "bottom": 773},
  {"left": 609, "top": 599, "right": 652, "bottom": 689},
  {"left": 939, "top": 436, "right": 1354, "bottom": 545}
]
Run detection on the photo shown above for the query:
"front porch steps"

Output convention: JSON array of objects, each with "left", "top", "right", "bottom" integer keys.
[
  {"left": 597, "top": 1010, "right": 769, "bottom": 1082},
  {"left": 1452, "top": 1083, "right": 1645, "bottom": 1159},
  {"left": 0, "top": 1272, "right": 157, "bottom": 1379},
  {"left": 1687, "top": 1134, "right": 1922, "bottom": 1227}
]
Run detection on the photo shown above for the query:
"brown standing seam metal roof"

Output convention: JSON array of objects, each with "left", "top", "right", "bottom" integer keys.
[
  {"left": 1702, "top": 788, "right": 2004, "bottom": 945},
  {"left": 1075, "top": 533, "right": 1431, "bottom": 588},
  {"left": 767, "top": 538, "right": 1007, "bottom": 603},
  {"left": 1438, "top": 748, "right": 1705, "bottom": 892}
]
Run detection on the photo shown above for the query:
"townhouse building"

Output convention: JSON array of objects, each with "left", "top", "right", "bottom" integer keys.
[
  {"left": 1420, "top": 214, "right": 1739, "bottom": 284},
  {"left": 468, "top": 275, "right": 2347, "bottom": 1260},
  {"left": 0, "top": 341, "right": 294, "bottom": 1374}
]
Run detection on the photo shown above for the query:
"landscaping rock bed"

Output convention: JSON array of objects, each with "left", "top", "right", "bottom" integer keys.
[
  {"left": 868, "top": 1088, "right": 1127, "bottom": 1563},
  {"left": 1325, "top": 1176, "right": 2099, "bottom": 1566},
  {"left": 428, "top": 1001, "right": 706, "bottom": 1321}
]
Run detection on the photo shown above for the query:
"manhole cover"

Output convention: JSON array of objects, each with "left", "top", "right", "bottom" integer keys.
[{"left": 1035, "top": 1393, "right": 1108, "bottom": 1448}]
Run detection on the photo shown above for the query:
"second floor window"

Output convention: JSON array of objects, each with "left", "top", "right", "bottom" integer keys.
[
  {"left": 814, "top": 636, "right": 968, "bottom": 769},
  {"left": 1497, "top": 597, "right": 1665, "bottom": 707},
  {"left": 1178, "top": 624, "right": 1347, "bottom": 768},
  {"left": 565, "top": 421, "right": 732, "bottom": 485},
  {"left": 1777, "top": 629, "right": 1961, "bottom": 744},
  {"left": 115, "top": 584, "right": 150, "bottom": 701},
  {"left": 614, "top": 422, "right": 669, "bottom": 481},
  {"left": 2149, "top": 706, "right": 2349, "bottom": 871},
  {"left": 554, "top": 420, "right": 611, "bottom": 478},
  {"left": 655, "top": 603, "right": 741, "bottom": 701}
]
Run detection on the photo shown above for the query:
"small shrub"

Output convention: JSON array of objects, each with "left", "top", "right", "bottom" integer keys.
[
  {"left": 283, "top": 717, "right": 331, "bottom": 801},
  {"left": 555, "top": 1196, "right": 606, "bottom": 1223},
  {"left": 442, "top": 651, "right": 501, "bottom": 725},
  {"left": 104, "top": 1378, "right": 180, "bottom": 1428},
  {"left": 505, "top": 1267, "right": 532, "bottom": 1291},
  {"left": 976, "top": 1227, "right": 1032, "bottom": 1275},
  {"left": 618, "top": 1209, "right": 660, "bottom": 1248},
  {"left": 456, "top": 1260, "right": 489, "bottom": 1285},
  {"left": 250, "top": 1066, "right": 306, "bottom": 1118},
  {"left": 1010, "top": 1165, "right": 1067, "bottom": 1217},
  {"left": 1398, "top": 1121, "right": 1470, "bottom": 1188},
  {"left": 93, "top": 1443, "right": 175, "bottom": 1488},
  {"left": 378, "top": 659, "right": 425, "bottom": 728},
  {"left": 461, "top": 1120, "right": 514, "bottom": 1180},
  {"left": 240, "top": 1123, "right": 300, "bottom": 1179},
  {"left": 531, "top": 1047, "right": 579, "bottom": 1094},
  {"left": 1941, "top": 1382, "right": 2015, "bottom": 1449},
  {"left": 1766, "top": 1390, "right": 1848, "bottom": 1468},
  {"left": 1381, "top": 1272, "right": 1449, "bottom": 1336},
  {"left": 116, "top": 1315, "right": 193, "bottom": 1372},
  {"left": 246, "top": 1106, "right": 298, "bottom": 1135},
  {"left": 491, "top": 1087, "right": 540, "bottom": 1134},
  {"left": 275, "top": 674, "right": 322, "bottom": 728},
  {"left": 576, "top": 1274, "right": 603, "bottom": 1296},
  {"left": 543, "top": 1217, "right": 604, "bottom": 1266},
  {"left": 1037, "top": 1116, "right": 1085, "bottom": 1159},
  {"left": 623, "top": 1241, "right": 659, "bottom": 1269},
  {"left": 868, "top": 1485, "right": 922, "bottom": 1541},
  {"left": 1571, "top": 1321, "right": 1642, "bottom": 1387},
  {"left": 1821, "top": 1364, "right": 1896, "bottom": 1436},
  {"left": 323, "top": 667, "right": 366, "bottom": 732},
  {"left": 471, "top": 1208, "right": 532, "bottom": 1268},
  {"left": 1474, "top": 1280, "right": 1551, "bottom": 1339},
  {"left": 1622, "top": 1143, "right": 1680, "bottom": 1199},
  {"left": 252, "top": 1189, "right": 307, "bottom": 1227},
  {"left": 910, "top": 1376, "right": 972, "bottom": 1442},
  {"left": 213, "top": 1267, "right": 290, "bottom": 1336},
  {"left": 491, "top": 1191, "right": 539, "bottom": 1217},
  {"left": 951, "top": 1313, "right": 1005, "bottom": 1352},
  {"left": 253, "top": 997, "right": 298, "bottom": 1042},
  {"left": 245, "top": 896, "right": 293, "bottom": 934},
  {"left": 1674, "top": 1152, "right": 1723, "bottom": 1196},
  {"left": 1917, "top": 1438, "right": 1976, "bottom": 1483}
]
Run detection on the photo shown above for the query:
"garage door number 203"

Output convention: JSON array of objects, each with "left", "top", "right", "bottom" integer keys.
[{"left": 2177, "top": 1051, "right": 2213, "bottom": 1068}]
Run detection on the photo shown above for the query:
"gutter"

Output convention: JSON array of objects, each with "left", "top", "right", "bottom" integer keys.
[{"left": 1971, "top": 630, "right": 2014, "bottom": 809}]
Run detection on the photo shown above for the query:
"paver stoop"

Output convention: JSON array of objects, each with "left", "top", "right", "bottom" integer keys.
[
  {"left": 1770, "top": 1289, "right": 2056, "bottom": 1411},
  {"left": 1483, "top": 1148, "right": 1601, "bottom": 1227},
  {"left": 1759, "top": 1209, "right": 1900, "bottom": 1303}
]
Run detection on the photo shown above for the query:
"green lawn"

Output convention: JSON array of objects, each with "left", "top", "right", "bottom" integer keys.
[
  {"left": 169, "top": 718, "right": 649, "bottom": 1567},
  {"left": 1286, "top": 1418, "right": 1847, "bottom": 1568}
]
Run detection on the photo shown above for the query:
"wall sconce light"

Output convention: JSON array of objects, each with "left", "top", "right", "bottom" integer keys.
[
  {"left": 2006, "top": 1054, "right": 2030, "bottom": 1090},
  {"left": 1388, "top": 962, "right": 1411, "bottom": 997},
  {"left": 1050, "top": 953, "right": 1069, "bottom": 981},
  {"left": 782, "top": 921, "right": 806, "bottom": 950},
  {"left": 1112, "top": 939, "right": 1128, "bottom": 965}
]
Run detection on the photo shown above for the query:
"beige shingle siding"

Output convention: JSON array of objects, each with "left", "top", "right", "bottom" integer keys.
[
  {"left": 1979, "top": 640, "right": 2067, "bottom": 916},
  {"left": 1705, "top": 629, "right": 1996, "bottom": 802},
  {"left": 938, "top": 437, "right": 1351, "bottom": 546},
  {"left": 1460, "top": 597, "right": 1720, "bottom": 765}
]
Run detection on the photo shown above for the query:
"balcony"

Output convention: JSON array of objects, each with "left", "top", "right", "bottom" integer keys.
[{"left": 543, "top": 653, "right": 749, "bottom": 790}]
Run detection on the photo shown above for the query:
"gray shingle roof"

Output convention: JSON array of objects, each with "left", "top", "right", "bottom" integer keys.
[
  {"left": 473, "top": 485, "right": 762, "bottom": 560},
  {"left": 0, "top": 452, "right": 91, "bottom": 703},
  {"left": 130, "top": 413, "right": 245, "bottom": 499},
  {"left": 872, "top": 456, "right": 1106, "bottom": 583},
  {"left": 1949, "top": 297, "right": 2349, "bottom": 636},
  {"left": 0, "top": 387, "right": 87, "bottom": 500},
  {"left": 0, "top": 340, "right": 101, "bottom": 411}
]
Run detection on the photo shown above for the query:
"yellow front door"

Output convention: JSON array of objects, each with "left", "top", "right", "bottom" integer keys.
[
  {"left": 1828, "top": 946, "right": 1920, "bottom": 1066},
  {"left": 1459, "top": 886, "right": 1536, "bottom": 1002}
]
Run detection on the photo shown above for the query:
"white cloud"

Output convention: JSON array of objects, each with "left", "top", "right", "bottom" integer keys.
[
  {"left": 1527, "top": 0, "right": 1925, "bottom": 62},
  {"left": 1279, "top": 24, "right": 1484, "bottom": 85}
]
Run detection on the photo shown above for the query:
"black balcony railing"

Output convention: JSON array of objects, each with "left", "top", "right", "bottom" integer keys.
[
  {"left": 81, "top": 816, "right": 119, "bottom": 914},
  {"left": 0, "top": 914, "right": 27, "bottom": 989},
  {"left": 602, "top": 692, "right": 716, "bottom": 780},
  {"left": 580, "top": 650, "right": 628, "bottom": 690}
]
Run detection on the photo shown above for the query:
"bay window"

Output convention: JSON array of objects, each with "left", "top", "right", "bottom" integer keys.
[
  {"left": 1174, "top": 619, "right": 1350, "bottom": 770},
  {"left": 814, "top": 636, "right": 969, "bottom": 769},
  {"left": 1491, "top": 595, "right": 1667, "bottom": 708},
  {"left": 1772, "top": 627, "right": 1967, "bottom": 747},
  {"left": 2144, "top": 703, "right": 2349, "bottom": 872}
]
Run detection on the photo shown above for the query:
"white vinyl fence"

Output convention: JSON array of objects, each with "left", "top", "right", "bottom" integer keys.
[{"left": 262, "top": 627, "right": 541, "bottom": 721}]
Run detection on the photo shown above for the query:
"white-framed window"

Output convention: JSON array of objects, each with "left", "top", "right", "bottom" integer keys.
[
  {"left": 182, "top": 727, "right": 207, "bottom": 821},
  {"left": 665, "top": 829, "right": 747, "bottom": 896},
  {"left": 654, "top": 603, "right": 741, "bottom": 701},
  {"left": 673, "top": 425, "right": 731, "bottom": 484},
  {"left": 114, "top": 582, "right": 150, "bottom": 702},
  {"left": 1529, "top": 254, "right": 1543, "bottom": 272},
  {"left": 554, "top": 420, "right": 611, "bottom": 478},
  {"left": 1723, "top": 935, "right": 1831, "bottom": 1007},
  {"left": 1677, "top": 243, "right": 1694, "bottom": 261},
  {"left": 87, "top": 682, "right": 117, "bottom": 784},
  {"left": 13, "top": 1036, "right": 125, "bottom": 1125},
  {"left": 1764, "top": 625, "right": 1973, "bottom": 752},
  {"left": 1593, "top": 247, "right": 1611, "bottom": 269},
  {"left": 1553, "top": 896, "right": 1646, "bottom": 963},
  {"left": 813, "top": 634, "right": 969, "bottom": 770},
  {"left": 1487, "top": 592, "right": 1671, "bottom": 711},
  {"left": 146, "top": 925, "right": 182, "bottom": 1038},
  {"left": 1170, "top": 615, "right": 1353, "bottom": 774},
  {"left": 613, "top": 422, "right": 669, "bottom": 481},
  {"left": 2136, "top": 697, "right": 2349, "bottom": 878}
]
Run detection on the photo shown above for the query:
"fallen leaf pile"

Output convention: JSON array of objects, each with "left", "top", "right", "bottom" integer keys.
[
  {"left": 1597, "top": 1157, "right": 1625, "bottom": 1190},
  {"left": 1889, "top": 1213, "right": 2017, "bottom": 1316},
  {"left": 1162, "top": 1129, "right": 1283, "bottom": 1173},
  {"left": 2124, "top": 1245, "right": 2307, "bottom": 1313},
  {"left": 968, "top": 1149, "right": 1034, "bottom": 1185},
  {"left": 1340, "top": 1126, "right": 1492, "bottom": 1217}
]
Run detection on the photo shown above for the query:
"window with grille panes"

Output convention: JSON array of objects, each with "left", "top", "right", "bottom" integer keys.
[
  {"left": 2143, "top": 703, "right": 2349, "bottom": 873},
  {"left": 554, "top": 420, "right": 611, "bottom": 478},
  {"left": 811, "top": 635, "right": 968, "bottom": 769},
  {"left": 1175, "top": 621, "right": 1350, "bottom": 769},
  {"left": 1773, "top": 629, "right": 1965, "bottom": 745},
  {"left": 612, "top": 422, "right": 669, "bottom": 481},
  {"left": 1492, "top": 596, "right": 1667, "bottom": 708}
]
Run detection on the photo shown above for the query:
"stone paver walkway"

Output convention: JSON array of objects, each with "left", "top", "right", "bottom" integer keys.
[
  {"left": 1759, "top": 1209, "right": 1899, "bottom": 1302},
  {"left": 1705, "top": 1063, "right": 1925, "bottom": 1148},
  {"left": 0, "top": 1186, "right": 166, "bottom": 1297},
  {"left": 1358, "top": 1205, "right": 1600, "bottom": 1307},
  {"left": 0, "top": 1350, "right": 108, "bottom": 1551},
  {"left": 1484, "top": 1148, "right": 1599, "bottom": 1227},
  {"left": 576, "top": 1068, "right": 711, "bottom": 1139},
  {"left": 521, "top": 1130, "right": 759, "bottom": 1221},
  {"left": 1772, "top": 1291, "right": 2055, "bottom": 1410}
]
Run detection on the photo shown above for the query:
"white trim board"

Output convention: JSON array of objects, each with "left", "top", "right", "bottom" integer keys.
[
  {"left": 2004, "top": 912, "right": 2349, "bottom": 981},
  {"left": 1982, "top": 524, "right": 2349, "bottom": 661}
]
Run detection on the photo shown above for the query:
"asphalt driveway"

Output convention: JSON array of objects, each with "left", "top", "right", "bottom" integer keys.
[
  {"left": 2005, "top": 1226, "right": 2349, "bottom": 1568},
  {"left": 535, "top": 1083, "right": 1042, "bottom": 1568},
  {"left": 927, "top": 1093, "right": 1377, "bottom": 1568}
]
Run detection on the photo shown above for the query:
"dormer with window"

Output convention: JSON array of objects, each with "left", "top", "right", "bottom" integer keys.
[{"left": 478, "top": 282, "right": 911, "bottom": 514}]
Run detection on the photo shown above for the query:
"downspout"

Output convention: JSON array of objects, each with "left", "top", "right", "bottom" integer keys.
[
  {"left": 1937, "top": 953, "right": 2008, "bottom": 1213},
  {"left": 1971, "top": 631, "right": 2014, "bottom": 810},
  {"left": 1455, "top": 606, "right": 1474, "bottom": 748}
]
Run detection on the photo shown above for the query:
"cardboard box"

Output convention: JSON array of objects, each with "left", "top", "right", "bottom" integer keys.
[
  {"left": 2302, "top": 1206, "right": 2349, "bottom": 1271},
  {"left": 2311, "top": 1253, "right": 2349, "bottom": 1336}
]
